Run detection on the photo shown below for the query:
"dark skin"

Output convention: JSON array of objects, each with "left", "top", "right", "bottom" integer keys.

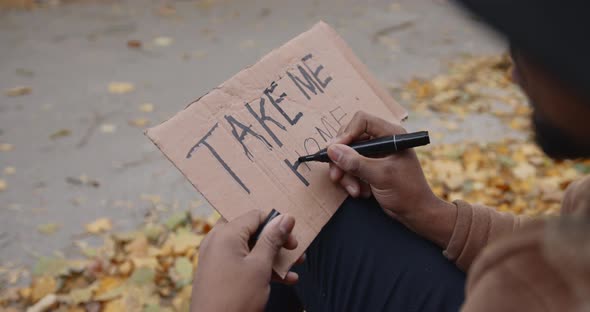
[
  {"left": 190, "top": 50, "right": 590, "bottom": 311},
  {"left": 512, "top": 51, "right": 590, "bottom": 145},
  {"left": 191, "top": 211, "right": 304, "bottom": 312}
]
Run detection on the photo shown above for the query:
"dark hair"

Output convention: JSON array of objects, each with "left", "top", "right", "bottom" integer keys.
[{"left": 456, "top": 0, "right": 590, "bottom": 100}]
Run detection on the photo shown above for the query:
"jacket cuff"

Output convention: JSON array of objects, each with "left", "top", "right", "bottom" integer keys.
[{"left": 443, "top": 200, "right": 473, "bottom": 263}]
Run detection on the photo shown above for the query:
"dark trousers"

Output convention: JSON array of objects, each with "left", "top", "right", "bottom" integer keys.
[{"left": 266, "top": 197, "right": 466, "bottom": 312}]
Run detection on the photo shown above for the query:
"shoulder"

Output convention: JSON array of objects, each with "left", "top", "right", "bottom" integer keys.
[
  {"left": 463, "top": 215, "right": 590, "bottom": 311},
  {"left": 466, "top": 220, "right": 546, "bottom": 289},
  {"left": 562, "top": 175, "right": 590, "bottom": 214},
  {"left": 462, "top": 222, "right": 547, "bottom": 311}
]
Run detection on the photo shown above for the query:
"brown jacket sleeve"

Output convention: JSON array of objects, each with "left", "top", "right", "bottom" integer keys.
[
  {"left": 443, "top": 200, "right": 529, "bottom": 271},
  {"left": 560, "top": 175, "right": 590, "bottom": 215},
  {"left": 444, "top": 175, "right": 590, "bottom": 272}
]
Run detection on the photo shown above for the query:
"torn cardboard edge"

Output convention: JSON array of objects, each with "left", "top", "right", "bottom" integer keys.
[{"left": 146, "top": 21, "right": 407, "bottom": 277}]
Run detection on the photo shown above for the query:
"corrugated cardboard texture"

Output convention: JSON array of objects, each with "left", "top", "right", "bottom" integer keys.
[{"left": 146, "top": 21, "right": 407, "bottom": 277}]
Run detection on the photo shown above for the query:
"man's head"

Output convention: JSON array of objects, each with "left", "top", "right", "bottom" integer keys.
[
  {"left": 511, "top": 48, "right": 590, "bottom": 159},
  {"left": 455, "top": 1, "right": 590, "bottom": 160}
]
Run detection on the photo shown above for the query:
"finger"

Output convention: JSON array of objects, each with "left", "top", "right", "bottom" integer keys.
[
  {"left": 359, "top": 180, "right": 372, "bottom": 198},
  {"left": 284, "top": 233, "right": 298, "bottom": 250},
  {"left": 272, "top": 271, "right": 299, "bottom": 285},
  {"left": 229, "top": 209, "right": 265, "bottom": 237},
  {"left": 295, "top": 253, "right": 306, "bottom": 265},
  {"left": 347, "top": 111, "right": 406, "bottom": 138},
  {"left": 336, "top": 122, "right": 347, "bottom": 138},
  {"left": 207, "top": 216, "right": 228, "bottom": 236},
  {"left": 328, "top": 144, "right": 393, "bottom": 185},
  {"left": 329, "top": 132, "right": 371, "bottom": 147},
  {"left": 357, "top": 133, "right": 371, "bottom": 141},
  {"left": 339, "top": 173, "right": 361, "bottom": 197},
  {"left": 328, "top": 132, "right": 372, "bottom": 146},
  {"left": 250, "top": 214, "right": 295, "bottom": 265},
  {"left": 329, "top": 163, "right": 345, "bottom": 182},
  {"left": 337, "top": 111, "right": 406, "bottom": 145}
]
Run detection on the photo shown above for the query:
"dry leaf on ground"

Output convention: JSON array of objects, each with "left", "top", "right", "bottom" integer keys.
[
  {"left": 127, "top": 40, "right": 142, "bottom": 49},
  {"left": 108, "top": 82, "right": 135, "bottom": 94},
  {"left": 85, "top": 218, "right": 113, "bottom": 234},
  {"left": 4, "top": 86, "right": 31, "bottom": 97},
  {"left": 37, "top": 223, "right": 60, "bottom": 235},
  {"left": 139, "top": 103, "right": 154, "bottom": 113},
  {"left": 49, "top": 129, "right": 71, "bottom": 140},
  {"left": 153, "top": 36, "right": 173, "bottom": 47},
  {"left": 4, "top": 167, "right": 16, "bottom": 175},
  {"left": 128, "top": 118, "right": 150, "bottom": 128},
  {"left": 31, "top": 276, "right": 57, "bottom": 303},
  {"left": 99, "top": 124, "right": 116, "bottom": 133},
  {"left": 27, "top": 293, "right": 57, "bottom": 312},
  {"left": 171, "top": 257, "right": 193, "bottom": 288},
  {"left": 0, "top": 143, "right": 14, "bottom": 152}
]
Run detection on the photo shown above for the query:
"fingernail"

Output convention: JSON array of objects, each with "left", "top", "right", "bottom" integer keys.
[
  {"left": 346, "top": 185, "right": 357, "bottom": 196},
  {"left": 328, "top": 145, "right": 344, "bottom": 163},
  {"left": 329, "top": 166, "right": 337, "bottom": 180},
  {"left": 279, "top": 215, "right": 293, "bottom": 235}
]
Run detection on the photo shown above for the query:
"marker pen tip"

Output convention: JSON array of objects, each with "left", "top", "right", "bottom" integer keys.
[{"left": 298, "top": 155, "right": 315, "bottom": 163}]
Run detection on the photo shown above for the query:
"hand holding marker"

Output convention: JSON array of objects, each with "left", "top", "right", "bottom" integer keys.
[{"left": 298, "top": 131, "right": 430, "bottom": 163}]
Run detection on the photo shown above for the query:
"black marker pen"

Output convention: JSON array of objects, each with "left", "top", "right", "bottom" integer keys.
[{"left": 298, "top": 131, "right": 430, "bottom": 163}]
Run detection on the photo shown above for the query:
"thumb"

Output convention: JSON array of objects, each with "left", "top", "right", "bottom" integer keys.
[
  {"left": 327, "top": 144, "right": 384, "bottom": 184},
  {"left": 250, "top": 215, "right": 295, "bottom": 265}
]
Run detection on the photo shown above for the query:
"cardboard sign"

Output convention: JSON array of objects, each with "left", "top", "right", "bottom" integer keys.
[{"left": 146, "top": 21, "right": 407, "bottom": 277}]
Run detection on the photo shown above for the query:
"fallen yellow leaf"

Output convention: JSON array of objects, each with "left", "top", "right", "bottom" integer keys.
[
  {"left": 99, "top": 123, "right": 117, "bottom": 133},
  {"left": 65, "top": 282, "right": 97, "bottom": 305},
  {"left": 37, "top": 223, "right": 60, "bottom": 235},
  {"left": 4, "top": 166, "right": 16, "bottom": 175},
  {"left": 108, "top": 82, "right": 135, "bottom": 94},
  {"left": 0, "top": 143, "right": 14, "bottom": 152},
  {"left": 128, "top": 118, "right": 150, "bottom": 128},
  {"left": 85, "top": 218, "right": 113, "bottom": 234},
  {"left": 131, "top": 257, "right": 159, "bottom": 270},
  {"left": 513, "top": 162, "right": 537, "bottom": 180},
  {"left": 171, "top": 257, "right": 193, "bottom": 288},
  {"left": 18, "top": 287, "right": 31, "bottom": 301},
  {"left": 49, "top": 128, "right": 71, "bottom": 140},
  {"left": 31, "top": 276, "right": 57, "bottom": 303},
  {"left": 125, "top": 234, "right": 149, "bottom": 257},
  {"left": 28, "top": 293, "right": 57, "bottom": 312},
  {"left": 139, "top": 103, "right": 154, "bottom": 113},
  {"left": 165, "top": 231, "right": 204, "bottom": 254},
  {"left": 4, "top": 86, "right": 31, "bottom": 97},
  {"left": 129, "top": 267, "right": 155, "bottom": 285},
  {"left": 103, "top": 297, "right": 124, "bottom": 312},
  {"left": 95, "top": 276, "right": 124, "bottom": 296},
  {"left": 172, "top": 285, "right": 192, "bottom": 311},
  {"left": 153, "top": 36, "right": 173, "bottom": 47},
  {"left": 0, "top": 179, "right": 6, "bottom": 192},
  {"left": 118, "top": 260, "right": 133, "bottom": 276}
]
